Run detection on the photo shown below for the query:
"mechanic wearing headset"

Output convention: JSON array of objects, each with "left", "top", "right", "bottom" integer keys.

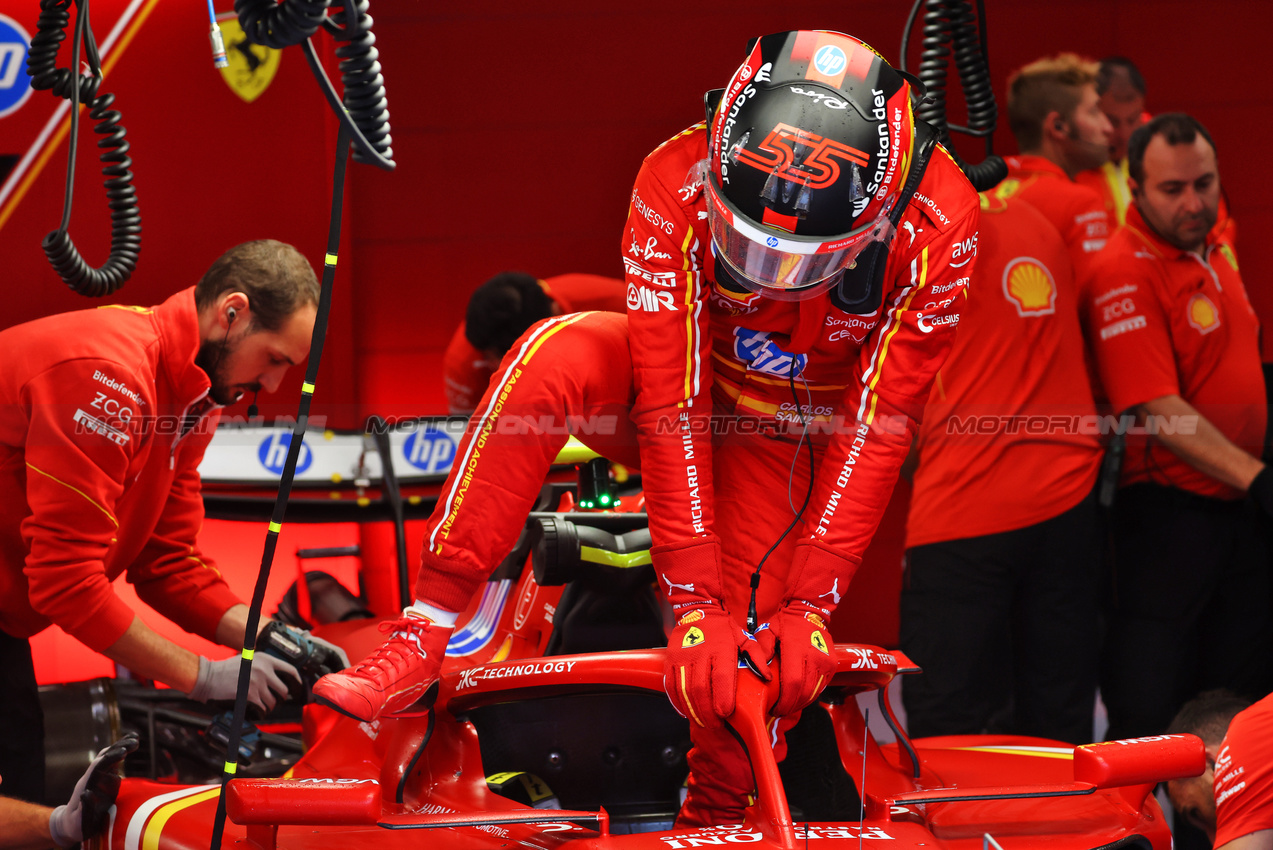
[
  {"left": 443, "top": 272, "right": 625, "bottom": 414},
  {"left": 0, "top": 241, "right": 337, "bottom": 803},
  {"left": 999, "top": 54, "right": 1112, "bottom": 282},
  {"left": 1166, "top": 689, "right": 1273, "bottom": 850},
  {"left": 316, "top": 30, "right": 979, "bottom": 827},
  {"left": 1083, "top": 115, "right": 1273, "bottom": 742}
]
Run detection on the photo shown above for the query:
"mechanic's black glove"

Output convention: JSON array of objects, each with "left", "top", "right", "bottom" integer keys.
[
  {"left": 1249, "top": 466, "right": 1273, "bottom": 518},
  {"left": 48, "top": 732, "right": 139, "bottom": 847}
]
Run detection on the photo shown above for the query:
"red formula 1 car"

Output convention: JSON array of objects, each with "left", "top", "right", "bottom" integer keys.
[{"left": 95, "top": 508, "right": 1203, "bottom": 850}]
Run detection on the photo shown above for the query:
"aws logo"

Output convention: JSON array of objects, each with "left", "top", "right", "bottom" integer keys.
[
  {"left": 1187, "top": 293, "right": 1220, "bottom": 334},
  {"left": 1002, "top": 257, "right": 1056, "bottom": 317}
]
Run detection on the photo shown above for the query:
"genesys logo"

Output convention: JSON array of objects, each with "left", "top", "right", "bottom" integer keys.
[
  {"left": 0, "top": 14, "right": 32, "bottom": 118},
  {"left": 455, "top": 659, "right": 579, "bottom": 690},
  {"left": 402, "top": 426, "right": 456, "bottom": 473},
  {"left": 258, "top": 432, "right": 313, "bottom": 475}
]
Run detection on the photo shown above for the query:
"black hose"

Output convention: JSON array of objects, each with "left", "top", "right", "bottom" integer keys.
[
  {"left": 903, "top": 0, "right": 1006, "bottom": 192},
  {"left": 234, "top": 0, "right": 394, "bottom": 169},
  {"left": 27, "top": 0, "right": 140, "bottom": 296}
]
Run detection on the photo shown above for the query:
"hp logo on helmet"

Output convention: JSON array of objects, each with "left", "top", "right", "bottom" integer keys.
[
  {"left": 813, "top": 45, "right": 847, "bottom": 77},
  {"left": 403, "top": 426, "right": 456, "bottom": 474},
  {"left": 765, "top": 236, "right": 780, "bottom": 248},
  {"left": 258, "top": 433, "right": 313, "bottom": 475},
  {"left": 0, "top": 14, "right": 33, "bottom": 118}
]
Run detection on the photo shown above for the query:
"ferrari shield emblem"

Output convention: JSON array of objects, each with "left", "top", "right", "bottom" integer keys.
[
  {"left": 216, "top": 17, "right": 279, "bottom": 103},
  {"left": 811, "top": 631, "right": 829, "bottom": 654},
  {"left": 683, "top": 627, "right": 705, "bottom": 648}
]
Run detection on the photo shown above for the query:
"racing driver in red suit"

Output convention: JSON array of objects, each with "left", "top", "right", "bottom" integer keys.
[{"left": 315, "top": 30, "right": 980, "bottom": 826}]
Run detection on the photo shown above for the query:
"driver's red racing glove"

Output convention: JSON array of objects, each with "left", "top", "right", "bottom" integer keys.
[
  {"left": 765, "top": 539, "right": 854, "bottom": 718},
  {"left": 658, "top": 539, "right": 770, "bottom": 728}
]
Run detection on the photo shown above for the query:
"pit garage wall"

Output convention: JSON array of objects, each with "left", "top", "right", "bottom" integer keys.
[{"left": 3, "top": 1, "right": 1269, "bottom": 680}]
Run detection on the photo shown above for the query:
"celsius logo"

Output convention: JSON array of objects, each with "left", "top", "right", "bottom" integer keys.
[
  {"left": 813, "top": 45, "right": 847, "bottom": 77},
  {"left": 765, "top": 235, "right": 779, "bottom": 248},
  {"left": 258, "top": 433, "right": 313, "bottom": 475},
  {"left": 0, "top": 14, "right": 33, "bottom": 118},
  {"left": 403, "top": 426, "right": 456, "bottom": 473}
]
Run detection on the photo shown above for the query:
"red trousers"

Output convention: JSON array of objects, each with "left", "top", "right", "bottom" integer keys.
[{"left": 419, "top": 310, "right": 821, "bottom": 822}]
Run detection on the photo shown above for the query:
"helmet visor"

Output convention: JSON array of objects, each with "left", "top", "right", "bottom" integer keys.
[{"left": 705, "top": 169, "right": 895, "bottom": 301}]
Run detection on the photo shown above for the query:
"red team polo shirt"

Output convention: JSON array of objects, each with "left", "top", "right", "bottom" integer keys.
[
  {"left": 1214, "top": 693, "right": 1273, "bottom": 846},
  {"left": 1084, "top": 205, "right": 1264, "bottom": 500},
  {"left": 442, "top": 274, "right": 626, "bottom": 413},
  {"left": 1001, "top": 155, "right": 1110, "bottom": 284},
  {"left": 907, "top": 194, "right": 1102, "bottom": 547}
]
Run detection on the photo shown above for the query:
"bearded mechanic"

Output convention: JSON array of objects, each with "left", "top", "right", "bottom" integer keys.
[
  {"left": 315, "top": 31, "right": 979, "bottom": 826},
  {"left": 0, "top": 241, "right": 341, "bottom": 803}
]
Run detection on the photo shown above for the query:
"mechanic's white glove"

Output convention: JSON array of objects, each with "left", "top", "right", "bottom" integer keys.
[
  {"left": 188, "top": 653, "right": 300, "bottom": 711},
  {"left": 48, "top": 733, "right": 139, "bottom": 847},
  {"left": 302, "top": 630, "right": 350, "bottom": 669}
]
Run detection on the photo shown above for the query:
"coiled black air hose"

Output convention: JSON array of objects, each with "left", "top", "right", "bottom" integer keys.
[
  {"left": 902, "top": 0, "right": 1007, "bottom": 192},
  {"left": 27, "top": 0, "right": 140, "bottom": 296},
  {"left": 234, "top": 0, "right": 394, "bottom": 169}
]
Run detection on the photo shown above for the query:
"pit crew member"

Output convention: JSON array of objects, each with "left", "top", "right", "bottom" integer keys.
[
  {"left": 903, "top": 192, "right": 1103, "bottom": 743},
  {"left": 0, "top": 734, "right": 136, "bottom": 849},
  {"left": 1167, "top": 689, "right": 1273, "bottom": 850},
  {"left": 0, "top": 241, "right": 328, "bottom": 803},
  {"left": 316, "top": 30, "right": 979, "bottom": 827},
  {"left": 443, "top": 272, "right": 625, "bottom": 414},
  {"left": 1083, "top": 115, "right": 1273, "bottom": 742},
  {"left": 1076, "top": 57, "right": 1148, "bottom": 226},
  {"left": 999, "top": 53, "right": 1112, "bottom": 282}
]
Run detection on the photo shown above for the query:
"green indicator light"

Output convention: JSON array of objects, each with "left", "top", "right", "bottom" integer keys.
[{"left": 600, "top": 495, "right": 611, "bottom": 505}]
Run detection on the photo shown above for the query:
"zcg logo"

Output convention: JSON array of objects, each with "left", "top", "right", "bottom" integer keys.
[
  {"left": 258, "top": 433, "right": 313, "bottom": 475},
  {"left": 403, "top": 427, "right": 456, "bottom": 473}
]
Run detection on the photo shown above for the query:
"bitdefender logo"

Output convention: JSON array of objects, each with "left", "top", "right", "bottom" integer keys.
[{"left": 258, "top": 433, "right": 313, "bottom": 475}]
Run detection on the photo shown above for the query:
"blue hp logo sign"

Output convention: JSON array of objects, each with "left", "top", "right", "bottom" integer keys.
[
  {"left": 813, "top": 44, "right": 847, "bottom": 77},
  {"left": 0, "top": 15, "right": 32, "bottom": 118},
  {"left": 403, "top": 427, "right": 456, "bottom": 474},
  {"left": 258, "top": 433, "right": 313, "bottom": 475}
]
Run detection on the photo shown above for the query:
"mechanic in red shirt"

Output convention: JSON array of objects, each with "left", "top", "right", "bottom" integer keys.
[
  {"left": 443, "top": 272, "right": 626, "bottom": 414},
  {"left": 902, "top": 192, "right": 1104, "bottom": 743},
  {"left": 0, "top": 241, "right": 324, "bottom": 803},
  {"left": 1000, "top": 54, "right": 1112, "bottom": 283},
  {"left": 1076, "top": 57, "right": 1147, "bottom": 227},
  {"left": 1167, "top": 689, "right": 1273, "bottom": 850},
  {"left": 1083, "top": 114, "right": 1273, "bottom": 743},
  {"left": 316, "top": 30, "right": 980, "bottom": 826}
]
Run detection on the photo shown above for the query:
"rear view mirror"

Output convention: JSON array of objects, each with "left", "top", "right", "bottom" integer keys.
[{"left": 1074, "top": 734, "right": 1206, "bottom": 789}]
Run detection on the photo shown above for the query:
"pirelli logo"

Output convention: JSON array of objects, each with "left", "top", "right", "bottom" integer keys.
[
  {"left": 74, "top": 409, "right": 130, "bottom": 446},
  {"left": 1100, "top": 315, "right": 1147, "bottom": 340}
]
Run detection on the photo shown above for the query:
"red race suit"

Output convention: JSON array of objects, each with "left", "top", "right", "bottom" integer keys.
[
  {"left": 1001, "top": 155, "right": 1110, "bottom": 284},
  {"left": 1215, "top": 693, "right": 1273, "bottom": 847},
  {"left": 1083, "top": 205, "right": 1264, "bottom": 500},
  {"left": 415, "top": 122, "right": 978, "bottom": 821},
  {"left": 442, "top": 274, "right": 626, "bottom": 414},
  {"left": 0, "top": 289, "right": 239, "bottom": 652},
  {"left": 908, "top": 193, "right": 1102, "bottom": 547}
]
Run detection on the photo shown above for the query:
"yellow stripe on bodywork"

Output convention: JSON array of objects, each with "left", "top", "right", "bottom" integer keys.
[
  {"left": 25, "top": 463, "right": 119, "bottom": 527},
  {"left": 580, "top": 546, "right": 652, "bottom": 568},
  {"left": 142, "top": 787, "right": 222, "bottom": 850},
  {"left": 946, "top": 746, "right": 1074, "bottom": 760}
]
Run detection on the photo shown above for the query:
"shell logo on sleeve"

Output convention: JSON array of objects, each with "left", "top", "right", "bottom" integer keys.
[{"left": 1002, "top": 257, "right": 1057, "bottom": 317}]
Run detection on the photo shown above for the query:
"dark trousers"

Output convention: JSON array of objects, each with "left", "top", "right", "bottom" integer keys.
[
  {"left": 1101, "top": 483, "right": 1273, "bottom": 741},
  {"left": 900, "top": 488, "right": 1102, "bottom": 744},
  {"left": 0, "top": 630, "right": 45, "bottom": 803}
]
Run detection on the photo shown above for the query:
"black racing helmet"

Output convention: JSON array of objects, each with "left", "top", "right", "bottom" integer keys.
[{"left": 706, "top": 31, "right": 917, "bottom": 300}]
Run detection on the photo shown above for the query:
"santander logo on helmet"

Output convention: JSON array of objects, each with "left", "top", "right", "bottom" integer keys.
[{"left": 704, "top": 30, "right": 915, "bottom": 300}]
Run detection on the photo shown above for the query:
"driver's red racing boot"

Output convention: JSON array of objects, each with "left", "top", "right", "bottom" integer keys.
[{"left": 312, "top": 613, "right": 453, "bottom": 722}]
